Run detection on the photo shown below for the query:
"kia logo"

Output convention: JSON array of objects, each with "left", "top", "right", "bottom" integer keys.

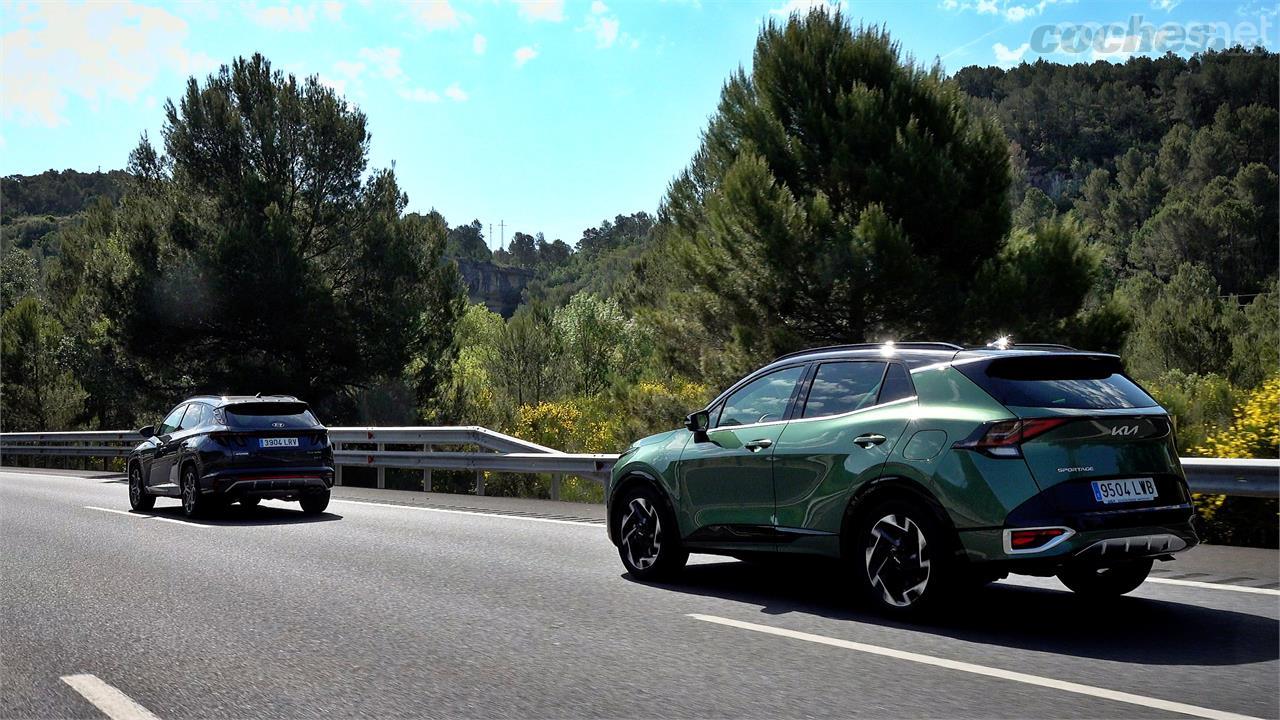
[
  {"left": 1111, "top": 425, "right": 1140, "bottom": 436},
  {"left": 271, "top": 422, "right": 285, "bottom": 428}
]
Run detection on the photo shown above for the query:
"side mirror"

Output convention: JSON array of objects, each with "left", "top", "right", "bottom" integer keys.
[
  {"left": 137, "top": 425, "right": 155, "bottom": 438},
  {"left": 684, "top": 410, "right": 710, "bottom": 434}
]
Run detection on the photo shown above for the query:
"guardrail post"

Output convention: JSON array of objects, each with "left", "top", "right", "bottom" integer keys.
[
  {"left": 475, "top": 469, "right": 485, "bottom": 496},
  {"left": 551, "top": 473, "right": 562, "bottom": 501},
  {"left": 376, "top": 442, "right": 386, "bottom": 489},
  {"left": 422, "top": 444, "right": 431, "bottom": 492}
]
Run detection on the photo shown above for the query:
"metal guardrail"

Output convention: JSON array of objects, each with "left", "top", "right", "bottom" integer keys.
[{"left": 1, "top": 428, "right": 1276, "bottom": 499}]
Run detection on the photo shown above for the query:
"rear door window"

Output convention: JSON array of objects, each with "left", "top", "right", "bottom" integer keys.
[
  {"left": 959, "top": 356, "right": 1158, "bottom": 410},
  {"left": 801, "top": 362, "right": 887, "bottom": 419},
  {"left": 224, "top": 402, "right": 321, "bottom": 429},
  {"left": 876, "top": 363, "right": 916, "bottom": 405},
  {"left": 178, "top": 403, "right": 210, "bottom": 431}
]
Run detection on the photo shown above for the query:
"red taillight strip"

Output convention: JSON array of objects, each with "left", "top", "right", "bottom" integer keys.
[
  {"left": 954, "top": 417, "right": 1072, "bottom": 457},
  {"left": 1003, "top": 526, "right": 1075, "bottom": 554}
]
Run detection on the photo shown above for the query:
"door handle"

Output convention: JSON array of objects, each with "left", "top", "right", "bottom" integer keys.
[
  {"left": 853, "top": 434, "right": 887, "bottom": 449},
  {"left": 744, "top": 438, "right": 773, "bottom": 451}
]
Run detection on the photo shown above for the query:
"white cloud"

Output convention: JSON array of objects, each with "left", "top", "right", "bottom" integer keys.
[
  {"left": 768, "top": 0, "right": 847, "bottom": 17},
  {"left": 993, "top": 41, "right": 1030, "bottom": 64},
  {"left": 941, "top": 0, "right": 1069, "bottom": 22},
  {"left": 444, "top": 83, "right": 468, "bottom": 102},
  {"left": 247, "top": 3, "right": 317, "bottom": 31},
  {"left": 1, "top": 1, "right": 205, "bottom": 126},
  {"left": 473, "top": 33, "right": 488, "bottom": 55},
  {"left": 580, "top": 1, "right": 624, "bottom": 48},
  {"left": 411, "top": 0, "right": 462, "bottom": 29},
  {"left": 399, "top": 87, "right": 440, "bottom": 102},
  {"left": 1151, "top": 0, "right": 1180, "bottom": 10},
  {"left": 514, "top": 45, "right": 539, "bottom": 67},
  {"left": 358, "top": 47, "right": 405, "bottom": 81},
  {"left": 321, "top": 1, "right": 344, "bottom": 21},
  {"left": 514, "top": 0, "right": 565, "bottom": 22}
]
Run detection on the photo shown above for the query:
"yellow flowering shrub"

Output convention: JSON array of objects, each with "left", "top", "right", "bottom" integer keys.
[{"left": 1190, "top": 374, "right": 1280, "bottom": 459}]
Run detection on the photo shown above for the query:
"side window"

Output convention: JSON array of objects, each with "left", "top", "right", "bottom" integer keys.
[
  {"left": 717, "top": 366, "right": 806, "bottom": 428},
  {"left": 157, "top": 405, "right": 188, "bottom": 435},
  {"left": 179, "top": 403, "right": 209, "bottom": 431},
  {"left": 801, "top": 362, "right": 887, "bottom": 419},
  {"left": 877, "top": 363, "right": 916, "bottom": 405}
]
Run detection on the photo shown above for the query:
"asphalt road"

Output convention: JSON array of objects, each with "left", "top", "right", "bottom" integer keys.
[{"left": 2, "top": 468, "right": 1277, "bottom": 720}]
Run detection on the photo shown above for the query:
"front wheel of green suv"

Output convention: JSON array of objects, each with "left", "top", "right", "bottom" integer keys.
[
  {"left": 614, "top": 485, "right": 687, "bottom": 581},
  {"left": 1057, "top": 559, "right": 1152, "bottom": 598},
  {"left": 850, "top": 497, "right": 956, "bottom": 615}
]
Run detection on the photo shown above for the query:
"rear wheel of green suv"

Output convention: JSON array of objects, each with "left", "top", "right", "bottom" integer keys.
[
  {"left": 850, "top": 497, "right": 955, "bottom": 615},
  {"left": 615, "top": 485, "right": 687, "bottom": 581}
]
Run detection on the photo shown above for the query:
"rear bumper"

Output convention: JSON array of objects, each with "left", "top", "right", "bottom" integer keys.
[{"left": 202, "top": 466, "right": 334, "bottom": 500}]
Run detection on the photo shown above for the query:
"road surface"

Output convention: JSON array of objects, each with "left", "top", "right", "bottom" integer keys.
[{"left": 2, "top": 468, "right": 1277, "bottom": 719}]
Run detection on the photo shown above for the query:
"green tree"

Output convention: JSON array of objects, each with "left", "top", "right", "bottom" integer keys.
[
  {"left": 0, "top": 298, "right": 86, "bottom": 431},
  {"left": 655, "top": 13, "right": 1012, "bottom": 368},
  {"left": 445, "top": 219, "right": 491, "bottom": 261},
  {"left": 71, "top": 55, "right": 464, "bottom": 420},
  {"left": 553, "top": 293, "right": 649, "bottom": 395}
]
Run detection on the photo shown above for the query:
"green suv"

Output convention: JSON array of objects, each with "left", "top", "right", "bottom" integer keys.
[{"left": 605, "top": 342, "right": 1198, "bottom": 614}]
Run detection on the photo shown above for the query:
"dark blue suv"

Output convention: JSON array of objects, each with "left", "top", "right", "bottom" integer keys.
[{"left": 127, "top": 395, "right": 335, "bottom": 517}]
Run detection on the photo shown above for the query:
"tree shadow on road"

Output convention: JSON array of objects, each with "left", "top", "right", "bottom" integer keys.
[
  {"left": 140, "top": 502, "right": 342, "bottom": 526},
  {"left": 628, "top": 558, "right": 1278, "bottom": 666}
]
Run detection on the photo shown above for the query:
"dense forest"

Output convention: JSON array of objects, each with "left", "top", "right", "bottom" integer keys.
[{"left": 1, "top": 15, "right": 1275, "bottom": 533}]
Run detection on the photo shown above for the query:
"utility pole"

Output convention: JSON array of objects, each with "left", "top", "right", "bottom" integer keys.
[
  {"left": 488, "top": 223, "right": 493, "bottom": 251},
  {"left": 498, "top": 220, "right": 506, "bottom": 250}
]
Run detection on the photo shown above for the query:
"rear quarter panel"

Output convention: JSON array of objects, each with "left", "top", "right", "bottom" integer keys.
[{"left": 881, "top": 366, "right": 1042, "bottom": 529}]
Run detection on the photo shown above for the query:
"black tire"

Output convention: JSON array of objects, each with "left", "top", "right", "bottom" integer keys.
[
  {"left": 299, "top": 490, "right": 330, "bottom": 515},
  {"left": 1058, "top": 559, "right": 1152, "bottom": 598},
  {"left": 848, "top": 496, "right": 958, "bottom": 616},
  {"left": 180, "top": 464, "right": 214, "bottom": 518},
  {"left": 128, "top": 464, "right": 155, "bottom": 511},
  {"left": 613, "top": 483, "right": 688, "bottom": 580},
  {"left": 238, "top": 497, "right": 261, "bottom": 507}
]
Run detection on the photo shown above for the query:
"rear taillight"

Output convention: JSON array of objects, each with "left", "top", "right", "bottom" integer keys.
[
  {"left": 955, "top": 418, "right": 1070, "bottom": 458},
  {"left": 1004, "top": 526, "right": 1074, "bottom": 553}
]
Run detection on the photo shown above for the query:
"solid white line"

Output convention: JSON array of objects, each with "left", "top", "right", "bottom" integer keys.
[
  {"left": 84, "top": 506, "right": 144, "bottom": 518},
  {"left": 61, "top": 674, "right": 161, "bottom": 720},
  {"left": 687, "top": 614, "right": 1262, "bottom": 720},
  {"left": 325, "top": 498, "right": 604, "bottom": 527},
  {"left": 83, "top": 506, "right": 212, "bottom": 528},
  {"left": 1147, "top": 577, "right": 1280, "bottom": 596}
]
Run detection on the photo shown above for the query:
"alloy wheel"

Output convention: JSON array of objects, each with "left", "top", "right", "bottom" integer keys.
[
  {"left": 619, "top": 497, "right": 662, "bottom": 570},
  {"left": 864, "top": 513, "right": 931, "bottom": 608},
  {"left": 129, "top": 468, "right": 142, "bottom": 505},
  {"left": 182, "top": 471, "right": 196, "bottom": 515}
]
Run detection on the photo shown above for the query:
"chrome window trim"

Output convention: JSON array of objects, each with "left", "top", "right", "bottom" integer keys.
[{"left": 784, "top": 395, "right": 918, "bottom": 426}]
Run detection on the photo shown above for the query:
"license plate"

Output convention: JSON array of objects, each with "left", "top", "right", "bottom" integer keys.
[
  {"left": 259, "top": 437, "right": 299, "bottom": 448},
  {"left": 1092, "top": 478, "right": 1157, "bottom": 504}
]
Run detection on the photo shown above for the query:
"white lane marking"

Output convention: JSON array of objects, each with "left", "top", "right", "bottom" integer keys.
[
  {"left": 688, "top": 614, "right": 1263, "bottom": 720},
  {"left": 1147, "top": 577, "right": 1280, "bottom": 596},
  {"left": 83, "top": 506, "right": 212, "bottom": 528},
  {"left": 61, "top": 674, "right": 162, "bottom": 720},
  {"left": 83, "top": 506, "right": 141, "bottom": 518},
  {"left": 325, "top": 498, "right": 604, "bottom": 528}
]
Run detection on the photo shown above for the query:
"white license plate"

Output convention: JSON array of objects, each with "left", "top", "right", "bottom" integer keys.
[
  {"left": 1092, "top": 478, "right": 1157, "bottom": 504},
  {"left": 259, "top": 437, "right": 299, "bottom": 448}
]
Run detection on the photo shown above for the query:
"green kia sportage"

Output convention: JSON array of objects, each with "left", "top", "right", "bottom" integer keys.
[{"left": 605, "top": 342, "right": 1198, "bottom": 615}]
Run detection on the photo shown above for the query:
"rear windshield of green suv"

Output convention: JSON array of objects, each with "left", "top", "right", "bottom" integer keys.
[{"left": 958, "top": 355, "right": 1158, "bottom": 410}]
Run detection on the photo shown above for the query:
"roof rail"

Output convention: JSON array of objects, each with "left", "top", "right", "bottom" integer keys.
[{"left": 772, "top": 342, "right": 964, "bottom": 362}]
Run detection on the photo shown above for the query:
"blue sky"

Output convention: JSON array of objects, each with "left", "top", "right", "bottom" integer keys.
[{"left": 2, "top": 0, "right": 1276, "bottom": 248}]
